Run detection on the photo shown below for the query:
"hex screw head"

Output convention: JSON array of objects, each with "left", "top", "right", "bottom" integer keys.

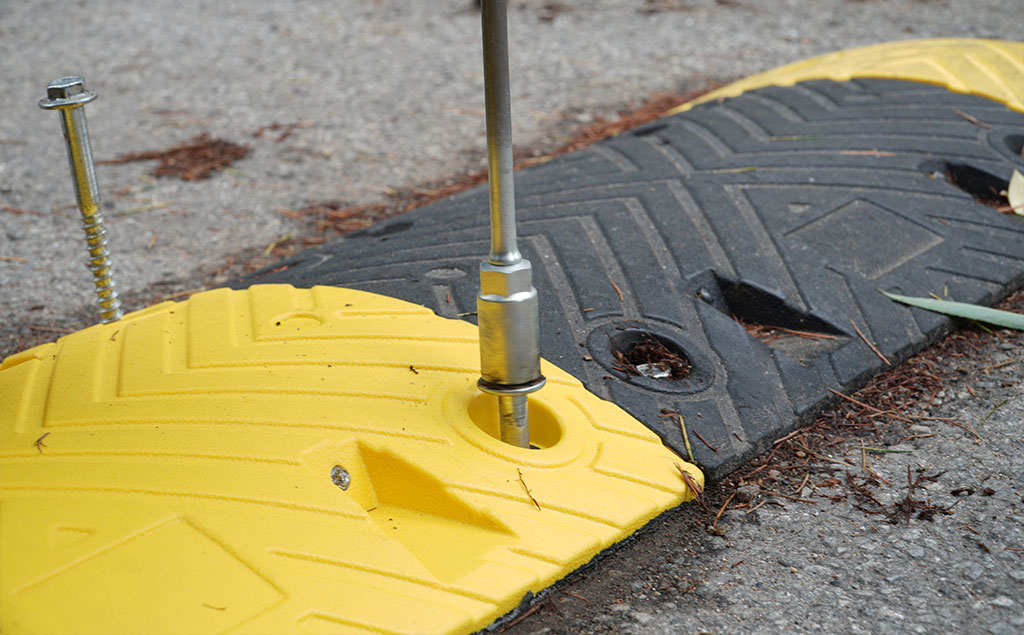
[{"left": 39, "top": 76, "right": 97, "bottom": 110}]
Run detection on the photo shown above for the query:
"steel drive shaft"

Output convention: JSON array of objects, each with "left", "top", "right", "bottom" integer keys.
[{"left": 476, "top": 0, "right": 545, "bottom": 448}]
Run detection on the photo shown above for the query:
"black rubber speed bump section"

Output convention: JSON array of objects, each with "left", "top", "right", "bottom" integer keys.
[{"left": 239, "top": 79, "right": 1024, "bottom": 479}]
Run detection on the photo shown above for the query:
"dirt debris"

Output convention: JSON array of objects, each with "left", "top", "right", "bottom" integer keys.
[
  {"left": 612, "top": 335, "right": 691, "bottom": 380},
  {"left": 639, "top": 0, "right": 697, "bottom": 14},
  {"left": 1, "top": 205, "right": 43, "bottom": 216},
  {"left": 887, "top": 467, "right": 953, "bottom": 524},
  {"left": 33, "top": 432, "right": 49, "bottom": 453},
  {"left": 257, "top": 88, "right": 711, "bottom": 268},
  {"left": 251, "top": 121, "right": 312, "bottom": 143},
  {"left": 99, "top": 133, "right": 250, "bottom": 181},
  {"left": 735, "top": 317, "right": 840, "bottom": 344},
  {"left": 696, "top": 290, "right": 1024, "bottom": 537},
  {"left": 277, "top": 201, "right": 386, "bottom": 235}
]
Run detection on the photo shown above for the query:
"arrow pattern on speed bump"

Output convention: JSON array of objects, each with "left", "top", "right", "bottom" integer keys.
[{"left": 243, "top": 78, "right": 1024, "bottom": 478}]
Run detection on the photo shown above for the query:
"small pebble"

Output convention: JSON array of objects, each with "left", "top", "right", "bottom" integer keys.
[
  {"left": 991, "top": 596, "right": 1015, "bottom": 608},
  {"left": 734, "top": 483, "right": 760, "bottom": 503}
]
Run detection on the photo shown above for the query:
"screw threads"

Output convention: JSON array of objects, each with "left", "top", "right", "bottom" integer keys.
[{"left": 80, "top": 209, "right": 122, "bottom": 321}]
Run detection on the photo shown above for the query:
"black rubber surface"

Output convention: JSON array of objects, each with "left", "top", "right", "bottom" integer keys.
[{"left": 239, "top": 79, "right": 1024, "bottom": 479}]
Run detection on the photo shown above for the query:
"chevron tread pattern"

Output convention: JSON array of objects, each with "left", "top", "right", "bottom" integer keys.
[
  {"left": 244, "top": 79, "right": 1024, "bottom": 477},
  {"left": 0, "top": 286, "right": 697, "bottom": 634}
]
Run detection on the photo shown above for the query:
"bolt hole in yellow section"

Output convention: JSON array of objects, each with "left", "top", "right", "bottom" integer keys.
[
  {"left": 443, "top": 383, "right": 591, "bottom": 469},
  {"left": 467, "top": 394, "right": 563, "bottom": 450}
]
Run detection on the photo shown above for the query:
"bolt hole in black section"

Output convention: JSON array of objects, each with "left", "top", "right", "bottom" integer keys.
[
  {"left": 610, "top": 332, "right": 691, "bottom": 380},
  {"left": 586, "top": 323, "right": 713, "bottom": 395}
]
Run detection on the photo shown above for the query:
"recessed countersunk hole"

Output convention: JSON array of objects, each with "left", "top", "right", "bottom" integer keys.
[
  {"left": 467, "top": 395, "right": 562, "bottom": 449},
  {"left": 610, "top": 331, "right": 691, "bottom": 381},
  {"left": 585, "top": 322, "right": 713, "bottom": 394}
]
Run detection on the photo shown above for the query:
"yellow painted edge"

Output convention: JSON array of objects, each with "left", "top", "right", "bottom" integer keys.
[
  {"left": 1, "top": 285, "right": 704, "bottom": 635},
  {"left": 666, "top": 38, "right": 1024, "bottom": 115}
]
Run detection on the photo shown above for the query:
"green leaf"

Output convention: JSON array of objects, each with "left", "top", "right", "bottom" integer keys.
[{"left": 880, "top": 291, "right": 1024, "bottom": 331}]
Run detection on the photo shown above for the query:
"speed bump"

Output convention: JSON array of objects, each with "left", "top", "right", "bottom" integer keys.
[
  {"left": 244, "top": 41, "right": 1024, "bottom": 479},
  {"left": 669, "top": 38, "right": 1024, "bottom": 115},
  {"left": 0, "top": 284, "right": 701, "bottom": 634}
]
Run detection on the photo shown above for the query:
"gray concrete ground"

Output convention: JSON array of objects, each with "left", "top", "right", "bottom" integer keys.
[
  {"left": 2, "top": 0, "right": 1022, "bottom": 351},
  {"left": 1, "top": 1, "right": 1022, "bottom": 633},
  {"left": 506, "top": 323, "right": 1024, "bottom": 634}
]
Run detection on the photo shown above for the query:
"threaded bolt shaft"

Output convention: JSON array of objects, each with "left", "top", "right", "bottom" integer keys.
[
  {"left": 40, "top": 76, "right": 122, "bottom": 323},
  {"left": 80, "top": 208, "right": 120, "bottom": 320}
]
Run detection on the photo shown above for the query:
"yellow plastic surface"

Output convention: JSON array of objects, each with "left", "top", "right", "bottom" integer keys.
[
  {"left": 0, "top": 285, "right": 702, "bottom": 635},
  {"left": 669, "top": 38, "right": 1024, "bottom": 115}
]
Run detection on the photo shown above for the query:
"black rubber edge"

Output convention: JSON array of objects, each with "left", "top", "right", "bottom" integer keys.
[{"left": 238, "top": 78, "right": 1024, "bottom": 480}]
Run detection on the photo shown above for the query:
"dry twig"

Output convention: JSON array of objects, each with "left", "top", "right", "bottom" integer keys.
[
  {"left": 517, "top": 468, "right": 541, "bottom": 510},
  {"left": 850, "top": 319, "right": 891, "bottom": 365},
  {"left": 953, "top": 108, "right": 992, "bottom": 129}
]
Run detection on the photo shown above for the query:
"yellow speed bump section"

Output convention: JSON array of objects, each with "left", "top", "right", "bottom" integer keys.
[
  {"left": 669, "top": 38, "right": 1024, "bottom": 115},
  {"left": 0, "top": 284, "right": 701, "bottom": 635}
]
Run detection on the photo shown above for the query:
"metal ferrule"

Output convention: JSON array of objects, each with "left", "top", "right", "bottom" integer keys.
[{"left": 477, "top": 259, "right": 543, "bottom": 388}]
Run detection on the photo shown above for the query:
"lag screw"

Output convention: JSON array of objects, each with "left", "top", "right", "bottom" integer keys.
[{"left": 40, "top": 76, "right": 123, "bottom": 323}]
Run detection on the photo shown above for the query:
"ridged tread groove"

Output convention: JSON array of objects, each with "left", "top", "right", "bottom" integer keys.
[{"left": 244, "top": 78, "right": 1024, "bottom": 478}]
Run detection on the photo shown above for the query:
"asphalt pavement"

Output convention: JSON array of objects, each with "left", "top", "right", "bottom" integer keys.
[
  {"left": 3, "top": 0, "right": 1022, "bottom": 352},
  {"left": 1, "top": 1, "right": 1022, "bottom": 632}
]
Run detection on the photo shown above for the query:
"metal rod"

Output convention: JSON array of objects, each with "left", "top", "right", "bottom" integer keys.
[
  {"left": 40, "top": 76, "right": 123, "bottom": 323},
  {"left": 498, "top": 394, "right": 529, "bottom": 447},
  {"left": 481, "top": 0, "right": 520, "bottom": 266},
  {"left": 476, "top": 0, "right": 544, "bottom": 448}
]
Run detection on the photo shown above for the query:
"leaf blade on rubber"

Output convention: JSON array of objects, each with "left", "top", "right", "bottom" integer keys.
[{"left": 880, "top": 291, "right": 1024, "bottom": 331}]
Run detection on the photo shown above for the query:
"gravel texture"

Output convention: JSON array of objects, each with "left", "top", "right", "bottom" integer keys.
[
  {"left": 1, "top": 2, "right": 1022, "bottom": 633},
  {"left": 2, "top": 0, "right": 1023, "bottom": 353},
  {"left": 507, "top": 327, "right": 1023, "bottom": 634}
]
